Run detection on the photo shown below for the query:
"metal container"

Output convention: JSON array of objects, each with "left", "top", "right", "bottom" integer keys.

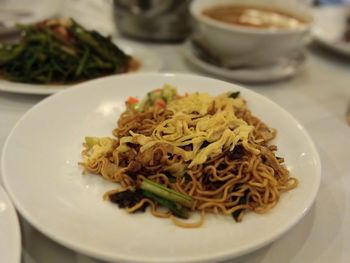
[{"left": 113, "top": 0, "right": 191, "bottom": 41}]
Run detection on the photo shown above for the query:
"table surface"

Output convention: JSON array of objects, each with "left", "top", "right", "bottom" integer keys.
[{"left": 0, "top": 1, "right": 349, "bottom": 263}]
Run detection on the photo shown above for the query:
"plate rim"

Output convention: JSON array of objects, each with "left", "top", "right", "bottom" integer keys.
[
  {"left": 1, "top": 72, "right": 321, "bottom": 262},
  {"left": 182, "top": 40, "right": 306, "bottom": 83},
  {"left": 0, "top": 184, "right": 21, "bottom": 263}
]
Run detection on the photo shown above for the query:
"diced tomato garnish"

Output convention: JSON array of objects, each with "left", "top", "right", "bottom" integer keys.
[
  {"left": 127, "top": 96, "right": 139, "bottom": 104},
  {"left": 155, "top": 99, "right": 166, "bottom": 108}
]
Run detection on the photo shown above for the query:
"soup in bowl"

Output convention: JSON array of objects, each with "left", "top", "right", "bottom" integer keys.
[
  {"left": 190, "top": 0, "right": 312, "bottom": 67},
  {"left": 202, "top": 5, "right": 308, "bottom": 30}
]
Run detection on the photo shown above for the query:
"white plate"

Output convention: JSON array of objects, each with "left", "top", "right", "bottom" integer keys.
[
  {"left": 0, "top": 0, "right": 61, "bottom": 35},
  {"left": 312, "top": 6, "right": 350, "bottom": 56},
  {"left": 183, "top": 40, "right": 306, "bottom": 83},
  {"left": 1, "top": 73, "right": 321, "bottom": 263},
  {"left": 0, "top": 41, "right": 163, "bottom": 95},
  {"left": 0, "top": 184, "right": 21, "bottom": 263}
]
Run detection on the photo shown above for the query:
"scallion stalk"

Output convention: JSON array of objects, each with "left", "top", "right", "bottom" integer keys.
[
  {"left": 142, "top": 190, "right": 189, "bottom": 219},
  {"left": 140, "top": 179, "right": 194, "bottom": 208}
]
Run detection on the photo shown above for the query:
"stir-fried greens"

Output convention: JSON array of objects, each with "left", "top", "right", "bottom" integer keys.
[{"left": 0, "top": 18, "right": 132, "bottom": 84}]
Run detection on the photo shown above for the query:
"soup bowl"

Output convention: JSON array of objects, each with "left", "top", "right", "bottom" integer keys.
[{"left": 190, "top": 0, "right": 312, "bottom": 67}]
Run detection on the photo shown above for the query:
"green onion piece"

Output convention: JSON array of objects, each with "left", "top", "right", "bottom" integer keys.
[
  {"left": 75, "top": 47, "right": 90, "bottom": 76},
  {"left": 142, "top": 190, "right": 189, "bottom": 219},
  {"left": 140, "top": 179, "right": 194, "bottom": 208},
  {"left": 229, "top": 91, "right": 240, "bottom": 99}
]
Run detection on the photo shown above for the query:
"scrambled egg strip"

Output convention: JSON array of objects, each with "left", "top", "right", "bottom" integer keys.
[{"left": 117, "top": 90, "right": 259, "bottom": 168}]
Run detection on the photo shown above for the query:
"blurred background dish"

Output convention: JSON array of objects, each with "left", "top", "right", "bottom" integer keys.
[
  {"left": 0, "top": 0, "right": 61, "bottom": 35},
  {"left": 113, "top": 0, "right": 191, "bottom": 41},
  {"left": 312, "top": 5, "right": 350, "bottom": 56},
  {"left": 0, "top": 185, "right": 21, "bottom": 263},
  {"left": 0, "top": 18, "right": 134, "bottom": 85},
  {"left": 0, "top": 40, "right": 163, "bottom": 95},
  {"left": 189, "top": 0, "right": 312, "bottom": 68}
]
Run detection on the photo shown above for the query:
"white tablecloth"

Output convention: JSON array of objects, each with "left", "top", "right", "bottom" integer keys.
[{"left": 0, "top": 1, "right": 350, "bottom": 262}]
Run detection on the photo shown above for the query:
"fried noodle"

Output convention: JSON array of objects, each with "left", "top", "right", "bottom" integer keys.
[{"left": 80, "top": 85, "right": 297, "bottom": 227}]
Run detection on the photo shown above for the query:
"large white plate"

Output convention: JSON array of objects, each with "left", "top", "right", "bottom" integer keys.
[
  {"left": 312, "top": 6, "right": 350, "bottom": 56},
  {"left": 0, "top": 41, "right": 163, "bottom": 95},
  {"left": 1, "top": 73, "right": 321, "bottom": 263},
  {"left": 0, "top": 185, "right": 21, "bottom": 263}
]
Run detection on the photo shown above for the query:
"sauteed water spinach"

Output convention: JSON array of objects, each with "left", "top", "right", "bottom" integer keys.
[{"left": 0, "top": 18, "right": 131, "bottom": 84}]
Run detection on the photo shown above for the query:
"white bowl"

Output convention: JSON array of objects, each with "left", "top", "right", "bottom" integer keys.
[{"left": 190, "top": 0, "right": 312, "bottom": 67}]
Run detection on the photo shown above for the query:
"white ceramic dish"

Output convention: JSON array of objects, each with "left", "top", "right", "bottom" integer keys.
[
  {"left": 190, "top": 0, "right": 312, "bottom": 67},
  {"left": 312, "top": 5, "right": 350, "bottom": 56},
  {"left": 183, "top": 40, "right": 306, "bottom": 83},
  {"left": 0, "top": 41, "right": 163, "bottom": 95},
  {"left": 0, "top": 185, "right": 21, "bottom": 263},
  {"left": 1, "top": 73, "right": 321, "bottom": 263},
  {"left": 0, "top": 0, "right": 61, "bottom": 35}
]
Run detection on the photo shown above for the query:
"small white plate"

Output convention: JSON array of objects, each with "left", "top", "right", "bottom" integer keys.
[
  {"left": 0, "top": 41, "right": 163, "bottom": 95},
  {"left": 1, "top": 73, "right": 321, "bottom": 263},
  {"left": 0, "top": 0, "right": 61, "bottom": 35},
  {"left": 0, "top": 185, "right": 21, "bottom": 263},
  {"left": 312, "top": 6, "right": 350, "bottom": 56},
  {"left": 183, "top": 40, "right": 306, "bottom": 83}
]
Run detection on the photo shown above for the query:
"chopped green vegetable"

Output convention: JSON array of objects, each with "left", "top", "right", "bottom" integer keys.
[
  {"left": 0, "top": 44, "right": 25, "bottom": 66},
  {"left": 232, "top": 189, "right": 248, "bottom": 222},
  {"left": 161, "top": 84, "right": 177, "bottom": 103},
  {"left": 142, "top": 190, "right": 189, "bottom": 219},
  {"left": 131, "top": 84, "right": 178, "bottom": 112},
  {"left": 0, "top": 18, "right": 131, "bottom": 84},
  {"left": 140, "top": 178, "right": 194, "bottom": 208},
  {"left": 229, "top": 91, "right": 240, "bottom": 99},
  {"left": 109, "top": 189, "right": 145, "bottom": 210}
]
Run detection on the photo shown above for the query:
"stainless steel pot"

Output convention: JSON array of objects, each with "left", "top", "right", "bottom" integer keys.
[{"left": 113, "top": 0, "right": 191, "bottom": 41}]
